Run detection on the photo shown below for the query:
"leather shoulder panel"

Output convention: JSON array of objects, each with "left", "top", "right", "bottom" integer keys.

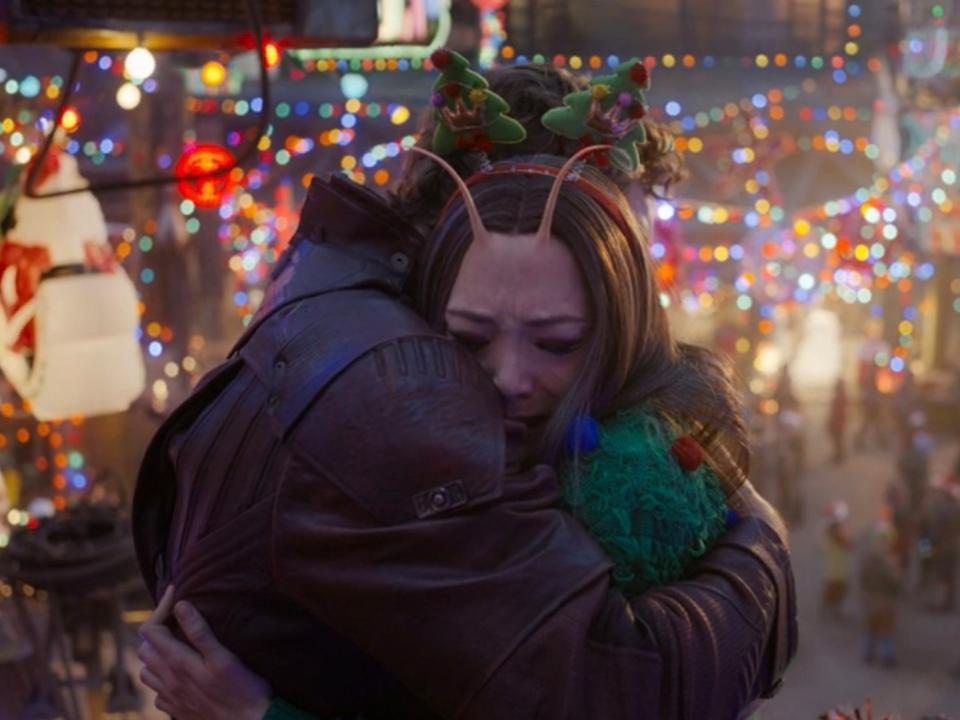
[
  {"left": 285, "top": 334, "right": 505, "bottom": 525},
  {"left": 239, "top": 289, "right": 435, "bottom": 439}
]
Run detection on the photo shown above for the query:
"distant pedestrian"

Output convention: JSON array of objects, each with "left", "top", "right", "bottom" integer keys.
[
  {"left": 860, "top": 520, "right": 903, "bottom": 667},
  {"left": 827, "top": 377, "right": 848, "bottom": 464},
  {"left": 898, "top": 412, "right": 932, "bottom": 514},
  {"left": 821, "top": 501, "right": 852, "bottom": 619},
  {"left": 918, "top": 473, "right": 960, "bottom": 612}
]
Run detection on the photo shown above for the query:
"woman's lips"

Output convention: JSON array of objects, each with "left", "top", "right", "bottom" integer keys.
[
  {"left": 504, "top": 419, "right": 528, "bottom": 438},
  {"left": 504, "top": 416, "right": 547, "bottom": 437}
]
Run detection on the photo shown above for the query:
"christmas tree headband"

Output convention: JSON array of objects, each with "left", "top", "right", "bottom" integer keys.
[{"left": 420, "top": 49, "right": 652, "bottom": 244}]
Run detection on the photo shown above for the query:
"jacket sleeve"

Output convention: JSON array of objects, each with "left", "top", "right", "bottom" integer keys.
[{"left": 272, "top": 335, "right": 797, "bottom": 720}]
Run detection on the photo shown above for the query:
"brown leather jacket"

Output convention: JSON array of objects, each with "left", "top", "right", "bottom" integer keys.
[{"left": 133, "top": 175, "right": 796, "bottom": 720}]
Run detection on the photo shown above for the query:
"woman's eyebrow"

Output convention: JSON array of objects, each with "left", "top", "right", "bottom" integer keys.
[
  {"left": 446, "top": 308, "right": 495, "bottom": 324},
  {"left": 524, "top": 315, "right": 587, "bottom": 327}
]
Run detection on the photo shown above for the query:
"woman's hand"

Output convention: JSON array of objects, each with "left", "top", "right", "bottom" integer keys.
[
  {"left": 137, "top": 587, "right": 272, "bottom": 720},
  {"left": 727, "top": 480, "right": 789, "bottom": 547}
]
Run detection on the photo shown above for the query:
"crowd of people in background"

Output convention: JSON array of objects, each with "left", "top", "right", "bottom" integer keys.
[{"left": 788, "top": 343, "right": 960, "bottom": 673}]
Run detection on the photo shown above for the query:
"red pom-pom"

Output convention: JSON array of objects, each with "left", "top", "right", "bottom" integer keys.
[
  {"left": 474, "top": 132, "right": 493, "bottom": 153},
  {"left": 431, "top": 48, "right": 452, "bottom": 69},
  {"left": 630, "top": 63, "right": 650, "bottom": 87},
  {"left": 629, "top": 103, "right": 647, "bottom": 119},
  {"left": 671, "top": 435, "right": 705, "bottom": 472},
  {"left": 443, "top": 83, "right": 461, "bottom": 98},
  {"left": 578, "top": 133, "right": 594, "bottom": 148}
]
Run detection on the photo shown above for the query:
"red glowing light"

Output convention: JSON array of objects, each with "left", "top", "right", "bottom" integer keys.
[{"left": 175, "top": 144, "right": 237, "bottom": 208}]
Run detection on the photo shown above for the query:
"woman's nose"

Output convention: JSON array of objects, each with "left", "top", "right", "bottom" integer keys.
[{"left": 485, "top": 345, "right": 534, "bottom": 401}]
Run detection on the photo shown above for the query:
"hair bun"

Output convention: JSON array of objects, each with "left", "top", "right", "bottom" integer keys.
[{"left": 635, "top": 120, "right": 687, "bottom": 197}]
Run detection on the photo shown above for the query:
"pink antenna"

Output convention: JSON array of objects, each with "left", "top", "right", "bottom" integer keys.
[
  {"left": 536, "top": 144, "right": 616, "bottom": 244},
  {"left": 410, "top": 146, "right": 490, "bottom": 244}
]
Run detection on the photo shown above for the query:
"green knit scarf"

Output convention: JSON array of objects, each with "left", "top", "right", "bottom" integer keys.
[{"left": 560, "top": 406, "right": 728, "bottom": 595}]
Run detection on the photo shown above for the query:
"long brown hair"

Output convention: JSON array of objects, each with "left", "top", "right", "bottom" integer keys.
[{"left": 414, "top": 155, "right": 749, "bottom": 485}]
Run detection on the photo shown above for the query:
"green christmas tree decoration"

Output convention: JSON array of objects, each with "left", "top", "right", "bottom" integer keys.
[
  {"left": 541, "top": 57, "right": 651, "bottom": 174},
  {"left": 429, "top": 48, "right": 526, "bottom": 154}
]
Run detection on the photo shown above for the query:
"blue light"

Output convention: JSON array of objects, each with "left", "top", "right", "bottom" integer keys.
[
  {"left": 233, "top": 291, "right": 248, "bottom": 306},
  {"left": 794, "top": 55, "right": 807, "bottom": 68},
  {"left": 751, "top": 93, "right": 767, "bottom": 109},
  {"left": 398, "top": 59, "right": 410, "bottom": 71},
  {"left": 606, "top": 55, "right": 620, "bottom": 67},
  {"left": 832, "top": 70, "right": 847, "bottom": 84},
  {"left": 665, "top": 101, "right": 682, "bottom": 117},
  {"left": 341, "top": 113, "right": 357, "bottom": 129},
  {"left": 870, "top": 304, "right": 883, "bottom": 318},
  {"left": 71, "top": 474, "right": 88, "bottom": 490},
  {"left": 849, "top": 4, "right": 861, "bottom": 17},
  {"left": 148, "top": 341, "right": 163, "bottom": 357},
  {"left": 650, "top": 242, "right": 666, "bottom": 259},
  {"left": 295, "top": 101, "right": 309, "bottom": 116},
  {"left": 703, "top": 56, "right": 716, "bottom": 68},
  {"left": 759, "top": 305, "right": 774, "bottom": 319},
  {"left": 140, "top": 268, "right": 155, "bottom": 283},
  {"left": 98, "top": 56, "right": 112, "bottom": 70},
  {"left": 67, "top": 140, "right": 80, "bottom": 154},
  {"left": 143, "top": 78, "right": 157, "bottom": 93},
  {"left": 340, "top": 73, "right": 369, "bottom": 100},
  {"left": 251, "top": 97, "right": 263, "bottom": 113},
  {"left": 19, "top": 75, "right": 40, "bottom": 98},
  {"left": 890, "top": 357, "right": 905, "bottom": 373},
  {"left": 100, "top": 138, "right": 114, "bottom": 154},
  {"left": 904, "top": 306, "right": 918, "bottom": 321},
  {"left": 730, "top": 244, "right": 745, "bottom": 260},
  {"left": 681, "top": 117, "right": 696, "bottom": 131}
]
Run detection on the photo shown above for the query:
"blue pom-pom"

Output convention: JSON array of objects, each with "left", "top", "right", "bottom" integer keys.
[
  {"left": 564, "top": 414, "right": 600, "bottom": 453},
  {"left": 725, "top": 506, "right": 741, "bottom": 529}
]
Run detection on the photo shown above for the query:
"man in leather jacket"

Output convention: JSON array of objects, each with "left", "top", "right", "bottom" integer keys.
[{"left": 133, "top": 173, "right": 797, "bottom": 719}]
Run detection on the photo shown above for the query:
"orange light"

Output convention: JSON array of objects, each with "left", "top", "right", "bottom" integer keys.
[
  {"left": 374, "top": 169, "right": 390, "bottom": 186},
  {"left": 53, "top": 474, "right": 67, "bottom": 490},
  {"left": 54, "top": 496, "right": 67, "bottom": 511},
  {"left": 201, "top": 61, "right": 227, "bottom": 88},
  {"left": 59, "top": 106, "right": 81, "bottom": 133},
  {"left": 15, "top": 428, "right": 29, "bottom": 444},
  {"left": 263, "top": 41, "right": 281, "bottom": 69}
]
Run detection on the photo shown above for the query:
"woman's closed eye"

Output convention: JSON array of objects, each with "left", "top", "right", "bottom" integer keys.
[
  {"left": 536, "top": 339, "right": 583, "bottom": 356},
  {"left": 449, "top": 331, "right": 490, "bottom": 351}
]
